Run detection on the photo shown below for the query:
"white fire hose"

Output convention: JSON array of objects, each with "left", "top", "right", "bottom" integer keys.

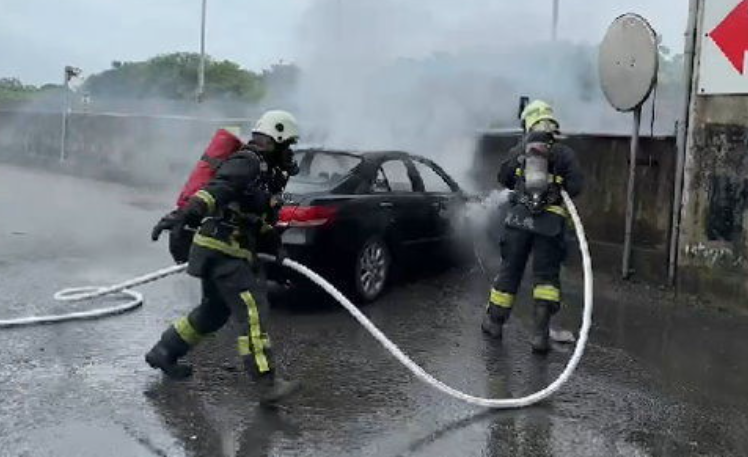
[{"left": 0, "top": 191, "right": 593, "bottom": 409}]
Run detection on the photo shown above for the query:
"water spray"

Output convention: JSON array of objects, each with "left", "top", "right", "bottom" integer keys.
[{"left": 0, "top": 191, "right": 592, "bottom": 409}]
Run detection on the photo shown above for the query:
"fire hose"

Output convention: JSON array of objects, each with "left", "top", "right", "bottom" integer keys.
[{"left": 0, "top": 191, "right": 592, "bottom": 409}]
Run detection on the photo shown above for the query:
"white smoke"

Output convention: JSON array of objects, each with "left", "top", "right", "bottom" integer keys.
[{"left": 289, "top": 0, "right": 685, "bottom": 188}]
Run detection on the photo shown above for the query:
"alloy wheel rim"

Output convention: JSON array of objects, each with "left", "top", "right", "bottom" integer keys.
[{"left": 359, "top": 243, "right": 387, "bottom": 298}]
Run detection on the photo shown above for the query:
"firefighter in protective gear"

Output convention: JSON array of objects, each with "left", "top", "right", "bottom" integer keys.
[
  {"left": 481, "top": 101, "right": 583, "bottom": 354},
  {"left": 147, "top": 110, "right": 301, "bottom": 406},
  {"left": 154, "top": 117, "right": 300, "bottom": 264}
]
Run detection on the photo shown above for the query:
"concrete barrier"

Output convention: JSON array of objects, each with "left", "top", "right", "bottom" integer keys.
[{"left": 0, "top": 110, "right": 248, "bottom": 186}]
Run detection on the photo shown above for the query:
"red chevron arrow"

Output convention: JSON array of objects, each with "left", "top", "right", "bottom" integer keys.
[{"left": 710, "top": 0, "right": 748, "bottom": 74}]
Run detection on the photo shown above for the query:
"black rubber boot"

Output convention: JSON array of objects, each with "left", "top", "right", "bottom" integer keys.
[
  {"left": 145, "top": 328, "right": 193, "bottom": 379},
  {"left": 257, "top": 374, "right": 302, "bottom": 408},
  {"left": 531, "top": 302, "right": 553, "bottom": 355},
  {"left": 481, "top": 306, "right": 511, "bottom": 340}
]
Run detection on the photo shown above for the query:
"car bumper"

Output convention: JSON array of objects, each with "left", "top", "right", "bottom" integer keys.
[{"left": 267, "top": 227, "right": 352, "bottom": 286}]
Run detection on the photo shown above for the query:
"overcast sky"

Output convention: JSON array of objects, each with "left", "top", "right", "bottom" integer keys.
[{"left": 0, "top": 0, "right": 688, "bottom": 85}]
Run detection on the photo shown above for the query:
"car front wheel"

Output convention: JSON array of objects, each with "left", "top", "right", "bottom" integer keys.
[{"left": 354, "top": 237, "right": 391, "bottom": 302}]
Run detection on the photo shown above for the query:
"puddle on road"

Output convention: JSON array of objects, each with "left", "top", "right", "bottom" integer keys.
[{"left": 13, "top": 421, "right": 170, "bottom": 457}]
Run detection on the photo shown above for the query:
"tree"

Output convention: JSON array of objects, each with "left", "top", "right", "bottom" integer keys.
[
  {"left": 0, "top": 78, "right": 41, "bottom": 103},
  {"left": 261, "top": 62, "right": 300, "bottom": 105},
  {"left": 84, "top": 53, "right": 265, "bottom": 102}
]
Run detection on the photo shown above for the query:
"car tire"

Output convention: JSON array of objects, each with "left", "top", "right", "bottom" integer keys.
[{"left": 353, "top": 237, "right": 391, "bottom": 303}]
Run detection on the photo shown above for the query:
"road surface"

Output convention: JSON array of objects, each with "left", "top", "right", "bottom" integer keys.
[{"left": 1, "top": 164, "right": 747, "bottom": 456}]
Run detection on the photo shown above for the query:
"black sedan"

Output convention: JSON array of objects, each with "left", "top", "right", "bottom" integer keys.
[{"left": 276, "top": 149, "right": 468, "bottom": 302}]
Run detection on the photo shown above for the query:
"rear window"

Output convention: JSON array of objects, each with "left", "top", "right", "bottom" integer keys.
[{"left": 286, "top": 151, "right": 363, "bottom": 193}]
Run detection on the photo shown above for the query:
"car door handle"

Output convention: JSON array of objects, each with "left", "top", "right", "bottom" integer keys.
[{"left": 380, "top": 202, "right": 394, "bottom": 208}]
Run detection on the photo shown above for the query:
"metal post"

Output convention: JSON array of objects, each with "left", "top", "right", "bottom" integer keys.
[
  {"left": 552, "top": 0, "right": 560, "bottom": 41},
  {"left": 59, "top": 70, "right": 70, "bottom": 162},
  {"left": 197, "top": 0, "right": 207, "bottom": 102},
  {"left": 622, "top": 107, "right": 642, "bottom": 279},
  {"left": 668, "top": 0, "right": 700, "bottom": 285}
]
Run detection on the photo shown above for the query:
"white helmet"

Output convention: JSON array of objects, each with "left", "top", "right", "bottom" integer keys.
[{"left": 252, "top": 110, "right": 300, "bottom": 144}]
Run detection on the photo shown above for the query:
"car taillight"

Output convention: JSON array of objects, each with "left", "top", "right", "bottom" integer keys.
[{"left": 278, "top": 205, "right": 337, "bottom": 228}]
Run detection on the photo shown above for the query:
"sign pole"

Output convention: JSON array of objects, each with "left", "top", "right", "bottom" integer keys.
[
  {"left": 599, "top": 14, "right": 659, "bottom": 280},
  {"left": 622, "top": 106, "right": 642, "bottom": 279}
]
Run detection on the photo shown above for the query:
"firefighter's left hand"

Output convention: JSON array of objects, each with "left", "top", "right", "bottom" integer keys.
[
  {"left": 274, "top": 244, "right": 288, "bottom": 266},
  {"left": 260, "top": 226, "right": 287, "bottom": 266},
  {"left": 152, "top": 212, "right": 181, "bottom": 241}
]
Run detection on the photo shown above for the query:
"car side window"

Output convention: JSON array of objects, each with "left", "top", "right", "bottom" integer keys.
[
  {"left": 371, "top": 168, "right": 391, "bottom": 193},
  {"left": 413, "top": 160, "right": 454, "bottom": 193},
  {"left": 379, "top": 160, "right": 414, "bottom": 192}
]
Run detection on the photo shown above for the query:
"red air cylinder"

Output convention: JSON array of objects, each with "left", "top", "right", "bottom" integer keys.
[{"left": 176, "top": 129, "right": 243, "bottom": 208}]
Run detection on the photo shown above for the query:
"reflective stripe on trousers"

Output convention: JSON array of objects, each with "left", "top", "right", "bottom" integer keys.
[
  {"left": 173, "top": 316, "right": 203, "bottom": 346},
  {"left": 533, "top": 284, "right": 561, "bottom": 303},
  {"left": 240, "top": 291, "right": 271, "bottom": 374},
  {"left": 489, "top": 289, "right": 515, "bottom": 309}
]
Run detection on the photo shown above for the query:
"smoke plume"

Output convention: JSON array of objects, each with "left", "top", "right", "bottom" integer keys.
[{"left": 289, "top": 0, "right": 685, "bottom": 187}]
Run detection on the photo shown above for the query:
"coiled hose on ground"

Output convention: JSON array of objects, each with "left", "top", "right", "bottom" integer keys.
[{"left": 0, "top": 191, "right": 592, "bottom": 409}]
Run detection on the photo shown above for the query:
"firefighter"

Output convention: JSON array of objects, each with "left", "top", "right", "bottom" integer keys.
[
  {"left": 161, "top": 128, "right": 299, "bottom": 265},
  {"left": 147, "top": 110, "right": 301, "bottom": 407},
  {"left": 481, "top": 101, "right": 584, "bottom": 354}
]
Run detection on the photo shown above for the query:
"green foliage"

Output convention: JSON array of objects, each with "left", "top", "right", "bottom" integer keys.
[
  {"left": 84, "top": 52, "right": 265, "bottom": 102},
  {"left": 0, "top": 77, "right": 41, "bottom": 103}
]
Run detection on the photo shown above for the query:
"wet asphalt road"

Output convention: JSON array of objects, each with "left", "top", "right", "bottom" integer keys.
[{"left": 1, "top": 164, "right": 748, "bottom": 457}]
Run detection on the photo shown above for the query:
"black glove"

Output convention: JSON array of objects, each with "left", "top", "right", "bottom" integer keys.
[
  {"left": 168, "top": 227, "right": 193, "bottom": 264},
  {"left": 151, "top": 210, "right": 183, "bottom": 242},
  {"left": 258, "top": 226, "right": 286, "bottom": 265},
  {"left": 151, "top": 200, "right": 207, "bottom": 242},
  {"left": 274, "top": 243, "right": 288, "bottom": 266}
]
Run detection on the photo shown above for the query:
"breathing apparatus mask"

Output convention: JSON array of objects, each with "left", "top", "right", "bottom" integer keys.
[
  {"left": 521, "top": 131, "right": 555, "bottom": 214},
  {"left": 529, "top": 119, "right": 560, "bottom": 135},
  {"left": 279, "top": 146, "right": 300, "bottom": 177},
  {"left": 250, "top": 133, "right": 299, "bottom": 175}
]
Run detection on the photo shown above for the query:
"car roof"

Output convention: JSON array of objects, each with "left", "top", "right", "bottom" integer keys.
[
  {"left": 293, "top": 148, "right": 461, "bottom": 192},
  {"left": 295, "top": 148, "right": 417, "bottom": 161}
]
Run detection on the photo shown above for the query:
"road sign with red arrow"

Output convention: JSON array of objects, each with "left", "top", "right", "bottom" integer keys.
[
  {"left": 709, "top": 0, "right": 748, "bottom": 74},
  {"left": 700, "top": 0, "right": 748, "bottom": 94}
]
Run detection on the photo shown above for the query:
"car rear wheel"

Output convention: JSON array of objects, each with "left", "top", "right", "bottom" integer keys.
[{"left": 354, "top": 237, "right": 391, "bottom": 302}]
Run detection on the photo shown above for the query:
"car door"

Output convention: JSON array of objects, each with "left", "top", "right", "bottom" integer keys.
[
  {"left": 411, "top": 158, "right": 463, "bottom": 242},
  {"left": 373, "top": 158, "right": 430, "bottom": 246}
]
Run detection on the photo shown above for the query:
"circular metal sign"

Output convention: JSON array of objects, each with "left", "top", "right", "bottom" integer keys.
[{"left": 599, "top": 14, "right": 659, "bottom": 112}]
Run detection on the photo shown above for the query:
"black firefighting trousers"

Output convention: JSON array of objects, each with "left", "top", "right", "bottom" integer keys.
[
  {"left": 486, "top": 225, "right": 566, "bottom": 320},
  {"left": 156, "top": 245, "right": 274, "bottom": 378}
]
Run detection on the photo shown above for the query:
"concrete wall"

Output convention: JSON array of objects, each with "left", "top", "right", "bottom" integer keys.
[
  {"left": 678, "top": 96, "right": 748, "bottom": 308},
  {"left": 0, "top": 110, "right": 246, "bottom": 186},
  {"left": 473, "top": 131, "right": 677, "bottom": 282}
]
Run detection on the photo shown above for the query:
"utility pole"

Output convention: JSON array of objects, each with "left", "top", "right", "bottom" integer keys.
[
  {"left": 60, "top": 66, "right": 81, "bottom": 162},
  {"left": 197, "top": 0, "right": 207, "bottom": 102},
  {"left": 668, "top": 0, "right": 700, "bottom": 285},
  {"left": 552, "top": 0, "right": 560, "bottom": 41}
]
